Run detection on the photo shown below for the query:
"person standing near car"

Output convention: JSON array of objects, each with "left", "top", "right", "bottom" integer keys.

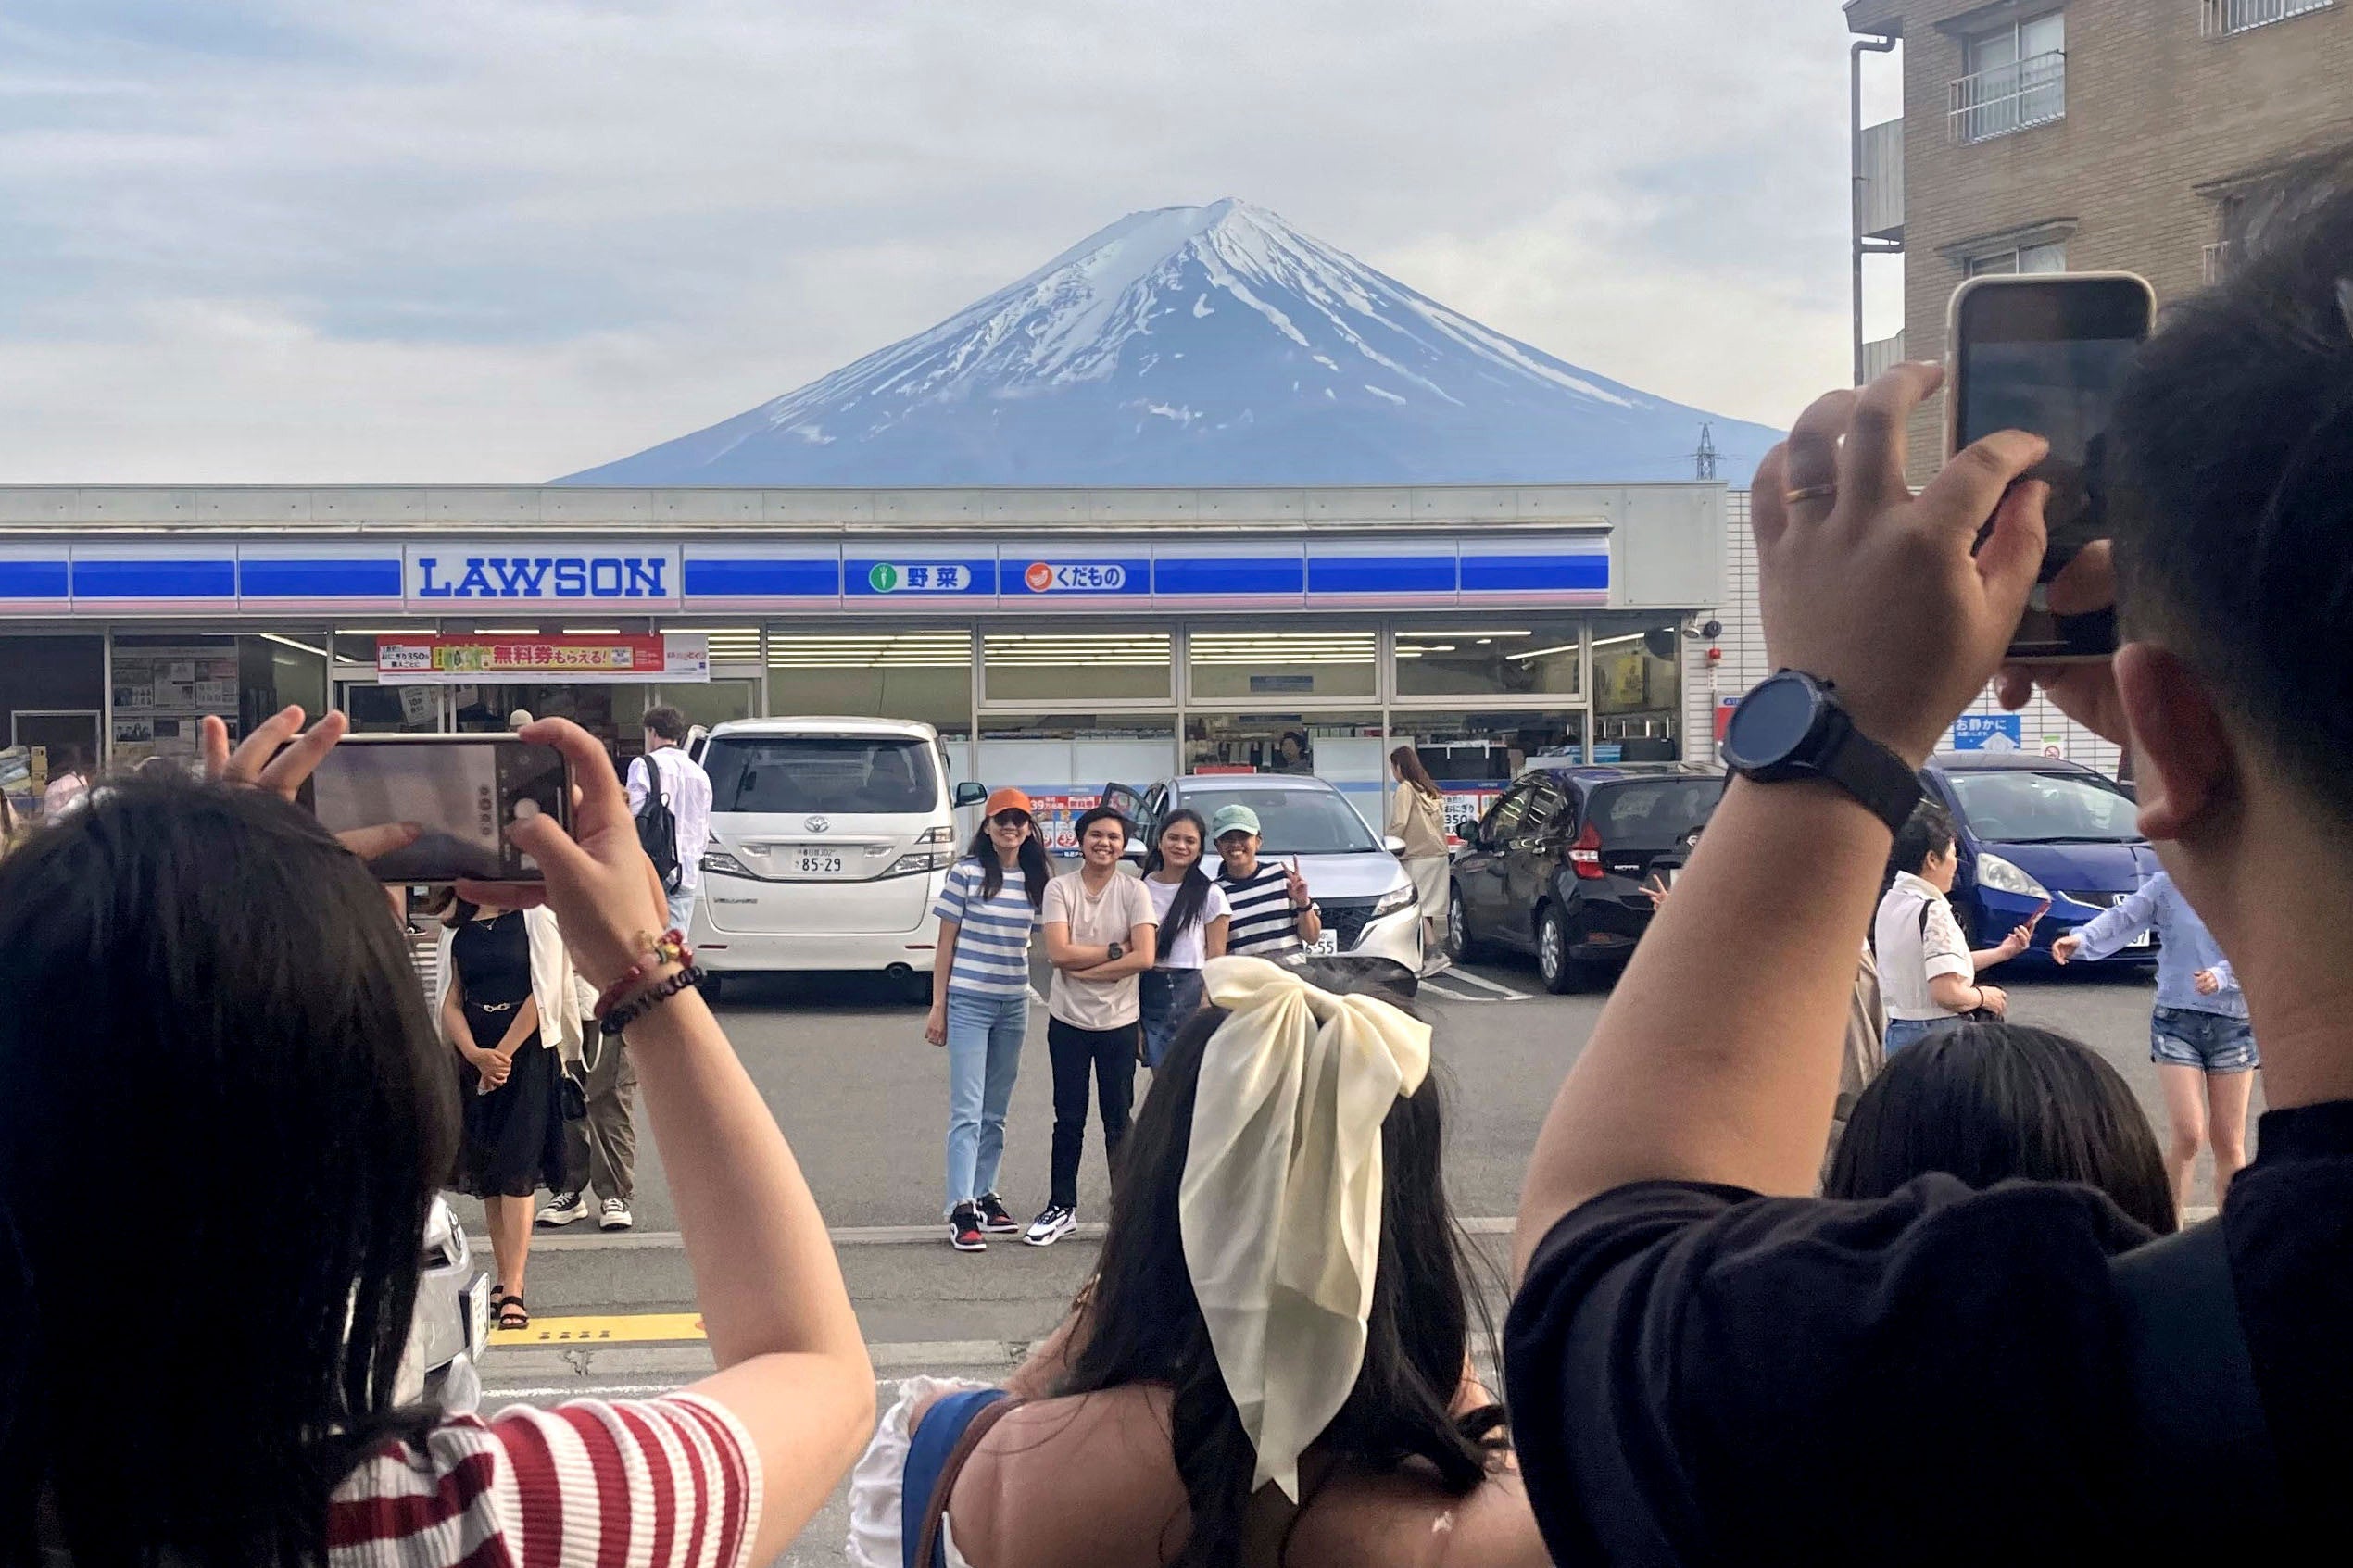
[
  {"left": 539, "top": 705, "right": 711, "bottom": 1236},
  {"left": 1030, "top": 804, "right": 1157, "bottom": 1246},
  {"left": 924, "top": 789, "right": 1051, "bottom": 1251},
  {"left": 1388, "top": 746, "right": 1453, "bottom": 975},
  {"left": 1212, "top": 804, "right": 1324, "bottom": 959},
  {"left": 1137, "top": 809, "right": 1231, "bottom": 1069},
  {"left": 2053, "top": 871, "right": 2255, "bottom": 1210},
  {"left": 1873, "top": 802, "right": 2035, "bottom": 1052}
]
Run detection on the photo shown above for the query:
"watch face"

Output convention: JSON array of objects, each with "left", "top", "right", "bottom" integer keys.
[{"left": 1724, "top": 674, "right": 1821, "bottom": 769}]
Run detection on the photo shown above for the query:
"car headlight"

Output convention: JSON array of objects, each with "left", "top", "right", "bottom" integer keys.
[
  {"left": 701, "top": 849, "right": 754, "bottom": 878},
  {"left": 1369, "top": 884, "right": 1419, "bottom": 920},
  {"left": 1976, "top": 853, "right": 2049, "bottom": 900}
]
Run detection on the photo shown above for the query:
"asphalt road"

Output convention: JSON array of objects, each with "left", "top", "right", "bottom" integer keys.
[{"left": 451, "top": 951, "right": 2220, "bottom": 1564}]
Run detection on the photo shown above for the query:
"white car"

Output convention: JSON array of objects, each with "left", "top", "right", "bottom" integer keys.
[{"left": 690, "top": 717, "right": 986, "bottom": 997}]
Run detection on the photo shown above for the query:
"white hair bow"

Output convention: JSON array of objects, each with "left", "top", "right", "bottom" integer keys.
[{"left": 1177, "top": 954, "right": 1433, "bottom": 1500}]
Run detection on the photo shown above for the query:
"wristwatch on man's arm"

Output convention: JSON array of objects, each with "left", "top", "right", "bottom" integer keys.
[
  {"left": 1719, "top": 671, "right": 1923, "bottom": 834},
  {"left": 1106, "top": 942, "right": 1125, "bottom": 963}
]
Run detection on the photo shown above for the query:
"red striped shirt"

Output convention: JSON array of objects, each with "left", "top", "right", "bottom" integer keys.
[{"left": 326, "top": 1396, "right": 761, "bottom": 1568}]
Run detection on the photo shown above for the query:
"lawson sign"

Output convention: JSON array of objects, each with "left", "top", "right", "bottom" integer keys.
[{"left": 402, "top": 545, "right": 682, "bottom": 609}]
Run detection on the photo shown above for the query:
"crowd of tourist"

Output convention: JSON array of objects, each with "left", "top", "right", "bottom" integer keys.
[{"left": 3, "top": 145, "right": 2347, "bottom": 1568}]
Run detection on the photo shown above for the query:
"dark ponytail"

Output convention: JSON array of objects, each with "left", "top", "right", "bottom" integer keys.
[{"left": 1141, "top": 809, "right": 1214, "bottom": 947}]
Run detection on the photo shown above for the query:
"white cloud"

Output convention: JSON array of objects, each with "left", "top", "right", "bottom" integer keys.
[{"left": 0, "top": 0, "right": 1871, "bottom": 482}]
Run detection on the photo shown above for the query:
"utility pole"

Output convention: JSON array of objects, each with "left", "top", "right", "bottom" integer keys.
[{"left": 1693, "top": 422, "right": 1718, "bottom": 481}]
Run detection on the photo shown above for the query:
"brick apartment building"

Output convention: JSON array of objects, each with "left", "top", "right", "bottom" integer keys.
[{"left": 1845, "top": 0, "right": 2353, "bottom": 479}]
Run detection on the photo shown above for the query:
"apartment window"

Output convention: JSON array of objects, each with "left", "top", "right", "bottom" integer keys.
[
  {"left": 2203, "top": 0, "right": 2333, "bottom": 38},
  {"left": 1949, "top": 10, "right": 2066, "bottom": 143},
  {"left": 1966, "top": 240, "right": 2069, "bottom": 276}
]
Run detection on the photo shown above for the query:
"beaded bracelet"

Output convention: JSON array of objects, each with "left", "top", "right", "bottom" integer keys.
[
  {"left": 592, "top": 928, "right": 693, "bottom": 1020},
  {"left": 601, "top": 963, "right": 708, "bottom": 1037}
]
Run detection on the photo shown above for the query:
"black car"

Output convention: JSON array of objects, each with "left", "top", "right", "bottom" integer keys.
[{"left": 1446, "top": 763, "right": 1724, "bottom": 992}]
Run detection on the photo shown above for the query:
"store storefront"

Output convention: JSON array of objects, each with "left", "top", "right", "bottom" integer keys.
[{"left": 0, "top": 483, "right": 1726, "bottom": 831}]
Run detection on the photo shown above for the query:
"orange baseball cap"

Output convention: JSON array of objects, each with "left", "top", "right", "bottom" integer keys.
[{"left": 984, "top": 787, "right": 1034, "bottom": 817}]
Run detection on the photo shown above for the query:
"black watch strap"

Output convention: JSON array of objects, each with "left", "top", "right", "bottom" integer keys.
[{"left": 1815, "top": 706, "right": 1924, "bottom": 834}]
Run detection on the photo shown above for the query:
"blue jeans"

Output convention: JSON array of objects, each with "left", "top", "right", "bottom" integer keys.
[
  {"left": 1139, "top": 968, "right": 1206, "bottom": 1069},
  {"left": 944, "top": 989, "right": 1029, "bottom": 1216},
  {"left": 1884, "top": 1015, "right": 1960, "bottom": 1054},
  {"left": 664, "top": 885, "right": 696, "bottom": 935}
]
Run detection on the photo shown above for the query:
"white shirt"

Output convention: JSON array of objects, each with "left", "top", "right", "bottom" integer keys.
[
  {"left": 627, "top": 744, "right": 714, "bottom": 892},
  {"left": 1143, "top": 873, "right": 1233, "bottom": 970},
  {"left": 1873, "top": 871, "right": 1974, "bottom": 1022}
]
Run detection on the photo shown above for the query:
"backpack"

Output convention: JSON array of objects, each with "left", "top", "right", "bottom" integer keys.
[{"left": 635, "top": 752, "right": 683, "bottom": 894}]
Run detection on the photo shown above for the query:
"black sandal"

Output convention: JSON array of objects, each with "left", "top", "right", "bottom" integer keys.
[{"left": 496, "top": 1293, "right": 530, "bottom": 1331}]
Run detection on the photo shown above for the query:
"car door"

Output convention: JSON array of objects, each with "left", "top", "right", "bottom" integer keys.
[
  {"left": 1504, "top": 779, "right": 1572, "bottom": 926},
  {"left": 1461, "top": 782, "right": 1533, "bottom": 946}
]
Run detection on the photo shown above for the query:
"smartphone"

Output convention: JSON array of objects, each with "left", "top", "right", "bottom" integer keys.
[
  {"left": 1946, "top": 271, "right": 2157, "bottom": 661},
  {"left": 298, "top": 734, "right": 571, "bottom": 884}
]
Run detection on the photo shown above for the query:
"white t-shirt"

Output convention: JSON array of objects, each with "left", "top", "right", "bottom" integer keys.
[
  {"left": 1873, "top": 871, "right": 1975, "bottom": 1021},
  {"left": 1042, "top": 870, "right": 1157, "bottom": 1030},
  {"left": 1142, "top": 873, "right": 1233, "bottom": 971}
]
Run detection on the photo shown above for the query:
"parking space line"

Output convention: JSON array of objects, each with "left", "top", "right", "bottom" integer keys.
[{"left": 1441, "top": 969, "right": 1529, "bottom": 997}]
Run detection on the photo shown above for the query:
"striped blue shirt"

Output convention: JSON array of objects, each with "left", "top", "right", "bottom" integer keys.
[{"left": 932, "top": 858, "right": 1043, "bottom": 998}]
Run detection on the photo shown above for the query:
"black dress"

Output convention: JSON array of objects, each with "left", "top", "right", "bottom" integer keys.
[{"left": 449, "top": 910, "right": 567, "bottom": 1199}]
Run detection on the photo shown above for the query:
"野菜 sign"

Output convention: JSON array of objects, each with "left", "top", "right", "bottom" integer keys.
[
  {"left": 865, "top": 562, "right": 973, "bottom": 593},
  {"left": 374, "top": 633, "right": 711, "bottom": 685}
]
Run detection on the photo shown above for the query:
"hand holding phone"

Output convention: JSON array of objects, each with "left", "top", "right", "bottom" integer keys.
[{"left": 300, "top": 734, "right": 571, "bottom": 884}]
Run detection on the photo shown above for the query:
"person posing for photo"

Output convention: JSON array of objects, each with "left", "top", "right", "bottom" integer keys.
[
  {"left": 1387, "top": 746, "right": 1453, "bottom": 976},
  {"left": 436, "top": 890, "right": 585, "bottom": 1330},
  {"left": 925, "top": 789, "right": 1051, "bottom": 1252},
  {"left": 1139, "top": 809, "right": 1232, "bottom": 1070},
  {"left": 1030, "top": 805, "right": 1157, "bottom": 1247},
  {"left": 1213, "top": 805, "right": 1322, "bottom": 960}
]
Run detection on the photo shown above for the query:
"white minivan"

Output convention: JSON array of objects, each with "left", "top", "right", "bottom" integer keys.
[{"left": 690, "top": 717, "right": 986, "bottom": 996}]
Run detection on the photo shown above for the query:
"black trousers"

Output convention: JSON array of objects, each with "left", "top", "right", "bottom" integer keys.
[{"left": 1047, "top": 1016, "right": 1138, "bottom": 1210}]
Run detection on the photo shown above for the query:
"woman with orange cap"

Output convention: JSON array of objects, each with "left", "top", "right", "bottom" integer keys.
[{"left": 925, "top": 787, "right": 1053, "bottom": 1251}]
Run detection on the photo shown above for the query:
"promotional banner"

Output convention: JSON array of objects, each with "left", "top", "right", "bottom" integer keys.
[{"left": 375, "top": 633, "right": 710, "bottom": 685}]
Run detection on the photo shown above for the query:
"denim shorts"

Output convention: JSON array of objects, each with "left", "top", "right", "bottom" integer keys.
[{"left": 2150, "top": 1005, "right": 2259, "bottom": 1073}]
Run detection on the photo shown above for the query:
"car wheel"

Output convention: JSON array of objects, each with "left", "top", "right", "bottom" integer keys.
[
  {"left": 1536, "top": 905, "right": 1580, "bottom": 995},
  {"left": 1446, "top": 884, "right": 1478, "bottom": 962}
]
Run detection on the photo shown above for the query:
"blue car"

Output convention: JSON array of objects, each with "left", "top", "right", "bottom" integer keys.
[{"left": 1919, "top": 752, "right": 2158, "bottom": 968}]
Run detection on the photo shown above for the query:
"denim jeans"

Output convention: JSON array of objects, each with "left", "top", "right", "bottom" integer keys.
[
  {"left": 1138, "top": 968, "right": 1206, "bottom": 1070},
  {"left": 664, "top": 885, "right": 696, "bottom": 936},
  {"left": 1884, "top": 1015, "right": 1960, "bottom": 1054},
  {"left": 943, "top": 989, "right": 1030, "bottom": 1216}
]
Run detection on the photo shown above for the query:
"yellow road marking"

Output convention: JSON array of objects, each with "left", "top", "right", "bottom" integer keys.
[{"left": 494, "top": 1312, "right": 707, "bottom": 1346}]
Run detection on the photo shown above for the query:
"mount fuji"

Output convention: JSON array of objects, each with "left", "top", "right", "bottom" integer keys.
[{"left": 556, "top": 199, "right": 1782, "bottom": 488}]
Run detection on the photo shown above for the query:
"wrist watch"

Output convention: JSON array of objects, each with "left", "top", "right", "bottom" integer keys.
[
  {"left": 1720, "top": 671, "right": 1922, "bottom": 834},
  {"left": 1106, "top": 942, "right": 1125, "bottom": 962}
]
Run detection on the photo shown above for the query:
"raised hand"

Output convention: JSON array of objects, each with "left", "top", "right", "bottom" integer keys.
[
  {"left": 201, "top": 709, "right": 420, "bottom": 862},
  {"left": 1750, "top": 363, "right": 2051, "bottom": 765},
  {"left": 2051, "top": 933, "right": 2083, "bottom": 965}
]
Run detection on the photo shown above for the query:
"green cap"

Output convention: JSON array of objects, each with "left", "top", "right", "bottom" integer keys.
[{"left": 1210, "top": 804, "right": 1262, "bottom": 841}]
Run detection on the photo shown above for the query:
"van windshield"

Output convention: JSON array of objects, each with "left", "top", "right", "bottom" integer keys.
[{"left": 703, "top": 735, "right": 938, "bottom": 815}]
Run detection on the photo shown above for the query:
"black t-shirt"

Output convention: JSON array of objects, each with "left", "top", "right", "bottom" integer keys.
[{"left": 1502, "top": 1101, "right": 2353, "bottom": 1566}]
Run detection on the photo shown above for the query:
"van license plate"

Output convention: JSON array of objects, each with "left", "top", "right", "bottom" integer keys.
[{"left": 798, "top": 853, "right": 845, "bottom": 875}]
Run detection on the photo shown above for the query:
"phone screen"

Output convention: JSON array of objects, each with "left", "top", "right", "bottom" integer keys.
[
  {"left": 1952, "top": 274, "right": 2153, "bottom": 659},
  {"left": 302, "top": 736, "right": 569, "bottom": 883}
]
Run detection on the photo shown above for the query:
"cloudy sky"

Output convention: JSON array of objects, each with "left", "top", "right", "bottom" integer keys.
[{"left": 0, "top": 0, "right": 1906, "bottom": 483}]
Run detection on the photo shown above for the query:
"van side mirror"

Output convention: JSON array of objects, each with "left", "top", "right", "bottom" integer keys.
[{"left": 952, "top": 782, "right": 988, "bottom": 807}]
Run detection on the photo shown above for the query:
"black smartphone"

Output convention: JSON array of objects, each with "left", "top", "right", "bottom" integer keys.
[
  {"left": 1946, "top": 271, "right": 2156, "bottom": 660},
  {"left": 298, "top": 734, "right": 571, "bottom": 884}
]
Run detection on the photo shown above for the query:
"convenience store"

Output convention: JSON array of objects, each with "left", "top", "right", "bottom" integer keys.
[{"left": 0, "top": 482, "right": 1728, "bottom": 835}]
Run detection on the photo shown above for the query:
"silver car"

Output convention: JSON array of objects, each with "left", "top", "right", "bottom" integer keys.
[
  {"left": 396, "top": 1195, "right": 493, "bottom": 1407},
  {"left": 1104, "top": 774, "right": 1424, "bottom": 988}
]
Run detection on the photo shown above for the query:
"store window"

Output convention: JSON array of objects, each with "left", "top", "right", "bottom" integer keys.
[
  {"left": 1393, "top": 616, "right": 1583, "bottom": 698},
  {"left": 982, "top": 629, "right": 1172, "bottom": 705},
  {"left": 767, "top": 630, "right": 972, "bottom": 734},
  {"left": 333, "top": 628, "right": 443, "bottom": 734},
  {"left": 1185, "top": 710, "right": 1386, "bottom": 826},
  {"left": 1186, "top": 626, "right": 1377, "bottom": 701},
  {"left": 108, "top": 633, "right": 328, "bottom": 769},
  {"left": 977, "top": 714, "right": 1176, "bottom": 850},
  {"left": 1589, "top": 615, "right": 1683, "bottom": 759},
  {"left": 0, "top": 635, "right": 104, "bottom": 807}
]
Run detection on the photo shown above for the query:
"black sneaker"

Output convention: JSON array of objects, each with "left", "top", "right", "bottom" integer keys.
[
  {"left": 975, "top": 1193, "right": 1021, "bottom": 1235},
  {"left": 1024, "top": 1204, "right": 1078, "bottom": 1247},
  {"left": 949, "top": 1204, "right": 988, "bottom": 1252}
]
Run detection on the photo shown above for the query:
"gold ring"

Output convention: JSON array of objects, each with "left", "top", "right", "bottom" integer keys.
[{"left": 1782, "top": 483, "right": 1838, "bottom": 505}]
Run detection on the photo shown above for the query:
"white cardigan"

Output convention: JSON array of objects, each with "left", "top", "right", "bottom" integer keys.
[{"left": 434, "top": 906, "right": 589, "bottom": 1070}]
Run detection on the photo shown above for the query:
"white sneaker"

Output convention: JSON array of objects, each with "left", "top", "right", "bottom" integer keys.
[
  {"left": 598, "top": 1198, "right": 635, "bottom": 1231},
  {"left": 536, "top": 1191, "right": 589, "bottom": 1226},
  {"left": 1024, "top": 1204, "right": 1077, "bottom": 1247}
]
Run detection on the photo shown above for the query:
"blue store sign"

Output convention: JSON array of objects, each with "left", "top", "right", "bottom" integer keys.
[{"left": 1950, "top": 713, "right": 2023, "bottom": 752}]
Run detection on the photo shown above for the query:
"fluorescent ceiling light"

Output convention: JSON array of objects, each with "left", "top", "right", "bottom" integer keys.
[
  {"left": 258, "top": 633, "right": 328, "bottom": 658},
  {"left": 1511, "top": 643, "right": 1580, "bottom": 661},
  {"left": 474, "top": 626, "right": 543, "bottom": 635},
  {"left": 1398, "top": 629, "right": 1531, "bottom": 638},
  {"left": 560, "top": 627, "right": 622, "bottom": 635}
]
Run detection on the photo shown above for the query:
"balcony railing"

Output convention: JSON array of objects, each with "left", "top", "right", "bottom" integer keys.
[
  {"left": 1862, "top": 332, "right": 1908, "bottom": 385},
  {"left": 2203, "top": 0, "right": 2333, "bottom": 38},
  {"left": 2203, "top": 240, "right": 2236, "bottom": 284},
  {"left": 1947, "top": 50, "right": 2066, "bottom": 144}
]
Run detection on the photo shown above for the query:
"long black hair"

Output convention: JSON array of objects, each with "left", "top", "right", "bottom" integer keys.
[
  {"left": 1057, "top": 977, "right": 1505, "bottom": 1566},
  {"left": 962, "top": 809, "right": 1050, "bottom": 911},
  {"left": 1825, "top": 1022, "right": 2177, "bottom": 1235},
  {"left": 0, "top": 777, "right": 459, "bottom": 1567},
  {"left": 1139, "top": 809, "right": 1215, "bottom": 949}
]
